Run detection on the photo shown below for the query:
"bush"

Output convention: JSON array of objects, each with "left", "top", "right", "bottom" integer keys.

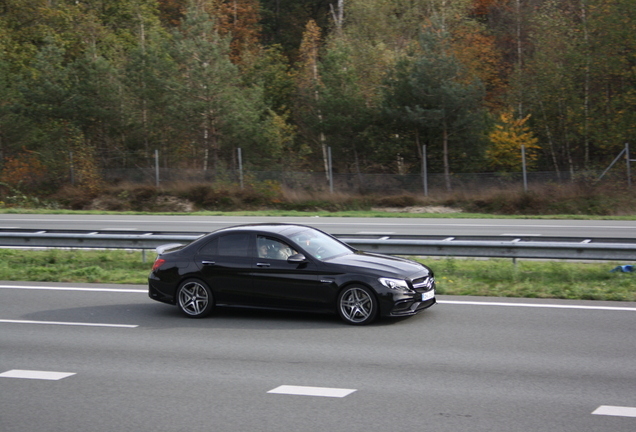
[{"left": 7, "top": 175, "right": 636, "bottom": 216}]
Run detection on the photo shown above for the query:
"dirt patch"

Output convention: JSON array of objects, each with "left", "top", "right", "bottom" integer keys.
[
  {"left": 371, "top": 206, "right": 462, "bottom": 214},
  {"left": 88, "top": 195, "right": 194, "bottom": 212}
]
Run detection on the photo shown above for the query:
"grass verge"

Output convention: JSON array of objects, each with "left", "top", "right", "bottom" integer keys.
[
  {"left": 2, "top": 249, "right": 634, "bottom": 301},
  {"left": 418, "top": 257, "right": 636, "bottom": 301},
  {"left": 0, "top": 249, "right": 150, "bottom": 284},
  {"left": 1, "top": 207, "right": 636, "bottom": 220}
]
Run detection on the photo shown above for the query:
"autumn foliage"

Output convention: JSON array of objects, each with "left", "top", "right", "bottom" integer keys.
[
  {"left": 0, "top": 151, "right": 48, "bottom": 194},
  {"left": 487, "top": 112, "right": 540, "bottom": 171},
  {"left": 0, "top": 0, "right": 634, "bottom": 200}
]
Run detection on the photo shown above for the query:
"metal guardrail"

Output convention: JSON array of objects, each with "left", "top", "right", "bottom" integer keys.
[
  {"left": 0, "top": 229, "right": 634, "bottom": 261},
  {"left": 339, "top": 236, "right": 636, "bottom": 261}
]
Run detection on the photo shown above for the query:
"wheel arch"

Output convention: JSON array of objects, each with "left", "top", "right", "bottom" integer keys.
[
  {"left": 336, "top": 278, "right": 393, "bottom": 317},
  {"left": 336, "top": 282, "right": 381, "bottom": 325},
  {"left": 176, "top": 277, "right": 215, "bottom": 318},
  {"left": 171, "top": 273, "right": 211, "bottom": 303}
]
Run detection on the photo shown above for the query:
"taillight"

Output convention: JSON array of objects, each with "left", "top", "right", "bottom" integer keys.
[{"left": 152, "top": 258, "right": 166, "bottom": 271}]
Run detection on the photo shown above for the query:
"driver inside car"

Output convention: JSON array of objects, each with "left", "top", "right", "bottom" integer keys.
[{"left": 258, "top": 238, "right": 295, "bottom": 260}]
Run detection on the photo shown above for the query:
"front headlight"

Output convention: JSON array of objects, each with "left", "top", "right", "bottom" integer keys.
[{"left": 379, "top": 277, "right": 413, "bottom": 292}]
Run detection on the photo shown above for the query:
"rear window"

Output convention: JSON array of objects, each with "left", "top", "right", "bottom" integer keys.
[{"left": 218, "top": 233, "right": 250, "bottom": 257}]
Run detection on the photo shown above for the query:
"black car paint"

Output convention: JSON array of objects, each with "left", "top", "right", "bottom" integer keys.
[{"left": 148, "top": 224, "right": 435, "bottom": 320}]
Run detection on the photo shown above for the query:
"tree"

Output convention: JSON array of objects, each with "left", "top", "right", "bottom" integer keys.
[
  {"left": 314, "top": 40, "right": 375, "bottom": 179},
  {"left": 451, "top": 17, "right": 506, "bottom": 109},
  {"left": 213, "top": 0, "right": 262, "bottom": 63},
  {"left": 523, "top": 0, "right": 579, "bottom": 175},
  {"left": 383, "top": 21, "right": 486, "bottom": 190},
  {"left": 240, "top": 45, "right": 301, "bottom": 168},
  {"left": 294, "top": 19, "right": 327, "bottom": 173},
  {"left": 585, "top": 0, "right": 636, "bottom": 158},
  {"left": 0, "top": 149, "right": 49, "bottom": 194},
  {"left": 486, "top": 111, "right": 539, "bottom": 171},
  {"left": 168, "top": 4, "right": 265, "bottom": 173},
  {"left": 124, "top": 24, "right": 177, "bottom": 164}
]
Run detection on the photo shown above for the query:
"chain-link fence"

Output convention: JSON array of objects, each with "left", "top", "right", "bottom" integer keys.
[{"left": 100, "top": 168, "right": 618, "bottom": 194}]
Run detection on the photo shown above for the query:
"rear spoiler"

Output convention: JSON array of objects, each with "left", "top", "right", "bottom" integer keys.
[{"left": 155, "top": 243, "right": 184, "bottom": 254}]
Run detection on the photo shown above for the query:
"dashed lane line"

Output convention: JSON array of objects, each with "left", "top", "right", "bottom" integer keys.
[
  {"left": 0, "top": 370, "right": 76, "bottom": 380},
  {"left": 0, "top": 319, "right": 138, "bottom": 328},
  {"left": 0, "top": 284, "right": 145, "bottom": 293},
  {"left": 437, "top": 300, "right": 636, "bottom": 312},
  {"left": 592, "top": 406, "right": 636, "bottom": 418},
  {"left": 268, "top": 385, "right": 356, "bottom": 398}
]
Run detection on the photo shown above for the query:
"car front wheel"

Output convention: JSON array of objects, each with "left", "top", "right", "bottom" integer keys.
[
  {"left": 337, "top": 285, "right": 378, "bottom": 325},
  {"left": 177, "top": 279, "right": 214, "bottom": 318}
]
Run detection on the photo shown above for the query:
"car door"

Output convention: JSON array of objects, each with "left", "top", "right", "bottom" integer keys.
[
  {"left": 195, "top": 232, "right": 255, "bottom": 305},
  {"left": 249, "top": 235, "right": 332, "bottom": 311}
]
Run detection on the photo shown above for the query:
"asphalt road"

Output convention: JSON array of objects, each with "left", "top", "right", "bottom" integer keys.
[
  {"left": 2, "top": 282, "right": 635, "bottom": 432},
  {"left": 1, "top": 214, "right": 636, "bottom": 238}
]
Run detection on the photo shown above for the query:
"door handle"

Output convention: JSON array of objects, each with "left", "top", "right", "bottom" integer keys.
[
  {"left": 201, "top": 261, "right": 215, "bottom": 266},
  {"left": 256, "top": 262, "right": 271, "bottom": 268}
]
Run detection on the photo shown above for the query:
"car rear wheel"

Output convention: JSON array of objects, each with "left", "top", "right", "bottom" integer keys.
[
  {"left": 177, "top": 279, "right": 214, "bottom": 318},
  {"left": 337, "top": 285, "right": 378, "bottom": 325}
]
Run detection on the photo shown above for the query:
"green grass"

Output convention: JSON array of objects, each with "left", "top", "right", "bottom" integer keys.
[
  {"left": 419, "top": 257, "right": 636, "bottom": 301},
  {"left": 2, "top": 207, "right": 636, "bottom": 220},
  {"left": 0, "top": 249, "right": 150, "bottom": 284},
  {"left": 1, "top": 249, "right": 634, "bottom": 301}
]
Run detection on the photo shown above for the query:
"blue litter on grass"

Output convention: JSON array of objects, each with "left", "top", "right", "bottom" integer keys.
[{"left": 610, "top": 265, "right": 634, "bottom": 273}]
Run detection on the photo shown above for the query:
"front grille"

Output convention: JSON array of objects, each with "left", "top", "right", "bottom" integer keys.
[
  {"left": 412, "top": 276, "right": 435, "bottom": 291},
  {"left": 412, "top": 298, "right": 436, "bottom": 311}
]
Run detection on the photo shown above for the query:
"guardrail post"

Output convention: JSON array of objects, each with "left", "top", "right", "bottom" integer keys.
[
  {"left": 422, "top": 145, "right": 428, "bottom": 196},
  {"left": 328, "top": 146, "right": 333, "bottom": 194},
  {"left": 69, "top": 151, "right": 75, "bottom": 185},
  {"left": 155, "top": 149, "right": 160, "bottom": 187},
  {"left": 626, "top": 143, "right": 631, "bottom": 187},
  {"left": 522, "top": 145, "right": 528, "bottom": 192},
  {"left": 238, "top": 147, "right": 244, "bottom": 190}
]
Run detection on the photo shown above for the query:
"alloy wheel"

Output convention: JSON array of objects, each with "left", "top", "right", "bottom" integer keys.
[
  {"left": 339, "top": 286, "right": 377, "bottom": 325},
  {"left": 178, "top": 280, "right": 212, "bottom": 317}
]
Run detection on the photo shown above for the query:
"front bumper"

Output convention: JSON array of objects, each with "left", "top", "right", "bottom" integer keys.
[
  {"left": 389, "top": 296, "right": 436, "bottom": 316},
  {"left": 385, "top": 282, "right": 436, "bottom": 316}
]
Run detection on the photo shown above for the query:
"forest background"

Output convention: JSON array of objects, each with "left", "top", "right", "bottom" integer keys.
[{"left": 0, "top": 0, "right": 635, "bottom": 213}]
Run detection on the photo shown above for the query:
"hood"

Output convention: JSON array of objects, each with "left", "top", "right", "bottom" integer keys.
[{"left": 326, "top": 251, "right": 431, "bottom": 279}]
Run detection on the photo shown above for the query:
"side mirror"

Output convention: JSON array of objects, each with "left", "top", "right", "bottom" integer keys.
[{"left": 287, "top": 253, "right": 307, "bottom": 264}]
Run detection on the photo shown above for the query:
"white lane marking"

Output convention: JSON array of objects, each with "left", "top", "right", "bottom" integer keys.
[
  {"left": 356, "top": 231, "right": 395, "bottom": 235},
  {"left": 3, "top": 284, "right": 634, "bottom": 312},
  {"left": 438, "top": 300, "right": 636, "bottom": 312},
  {"left": 0, "top": 284, "right": 145, "bottom": 293},
  {"left": 592, "top": 405, "right": 636, "bottom": 418},
  {"left": 268, "top": 385, "right": 356, "bottom": 398},
  {"left": 0, "top": 319, "right": 138, "bottom": 328},
  {"left": 1, "top": 370, "right": 76, "bottom": 380},
  {"left": 501, "top": 233, "right": 542, "bottom": 236}
]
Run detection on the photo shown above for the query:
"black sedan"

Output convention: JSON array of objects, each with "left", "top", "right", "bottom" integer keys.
[{"left": 148, "top": 224, "right": 435, "bottom": 325}]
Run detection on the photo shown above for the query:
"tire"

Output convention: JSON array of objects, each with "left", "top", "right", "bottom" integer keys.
[
  {"left": 176, "top": 279, "right": 214, "bottom": 318},
  {"left": 337, "top": 285, "right": 378, "bottom": 325}
]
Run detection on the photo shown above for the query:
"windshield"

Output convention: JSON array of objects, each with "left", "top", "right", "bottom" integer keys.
[{"left": 288, "top": 228, "right": 353, "bottom": 260}]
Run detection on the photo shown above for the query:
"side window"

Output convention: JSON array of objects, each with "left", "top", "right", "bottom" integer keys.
[
  {"left": 218, "top": 233, "right": 250, "bottom": 257},
  {"left": 198, "top": 238, "right": 218, "bottom": 256},
  {"left": 257, "top": 236, "right": 297, "bottom": 260}
]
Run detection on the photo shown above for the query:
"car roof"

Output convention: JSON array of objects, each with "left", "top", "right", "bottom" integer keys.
[{"left": 213, "top": 223, "right": 314, "bottom": 236}]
